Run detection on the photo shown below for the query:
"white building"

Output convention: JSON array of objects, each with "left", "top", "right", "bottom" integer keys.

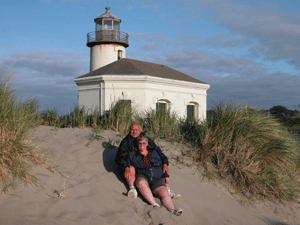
[{"left": 75, "top": 5, "right": 210, "bottom": 120}]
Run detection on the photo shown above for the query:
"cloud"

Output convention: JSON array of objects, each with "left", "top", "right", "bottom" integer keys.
[
  {"left": 0, "top": 50, "right": 89, "bottom": 113},
  {"left": 131, "top": 0, "right": 164, "bottom": 11},
  {"left": 201, "top": 32, "right": 253, "bottom": 48},
  {"left": 187, "top": 0, "right": 300, "bottom": 69},
  {"left": 135, "top": 43, "right": 165, "bottom": 51},
  {"left": 204, "top": 71, "right": 300, "bottom": 110},
  {"left": 129, "top": 32, "right": 178, "bottom": 46},
  {"left": 63, "top": 0, "right": 86, "bottom": 2},
  {"left": 126, "top": 5, "right": 133, "bottom": 10},
  {"left": 2, "top": 50, "right": 87, "bottom": 78}
]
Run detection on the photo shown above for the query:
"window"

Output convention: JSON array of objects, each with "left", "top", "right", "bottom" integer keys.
[
  {"left": 118, "top": 50, "right": 123, "bottom": 60},
  {"left": 103, "top": 20, "right": 112, "bottom": 30},
  {"left": 187, "top": 102, "right": 199, "bottom": 119},
  {"left": 114, "top": 21, "right": 120, "bottom": 31},
  {"left": 96, "top": 22, "right": 102, "bottom": 31},
  {"left": 156, "top": 100, "right": 170, "bottom": 112}
]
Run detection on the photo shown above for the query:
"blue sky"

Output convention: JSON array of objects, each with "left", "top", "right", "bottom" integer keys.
[{"left": 1, "top": 0, "right": 300, "bottom": 114}]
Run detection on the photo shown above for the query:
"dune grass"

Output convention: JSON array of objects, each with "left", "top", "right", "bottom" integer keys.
[
  {"left": 137, "top": 108, "right": 180, "bottom": 141},
  {"left": 108, "top": 100, "right": 134, "bottom": 134},
  {"left": 38, "top": 99, "right": 135, "bottom": 137},
  {"left": 0, "top": 74, "right": 49, "bottom": 193},
  {"left": 187, "top": 102, "right": 300, "bottom": 201}
]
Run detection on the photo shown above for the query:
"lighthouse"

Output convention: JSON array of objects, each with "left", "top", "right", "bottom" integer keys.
[
  {"left": 87, "top": 5, "right": 129, "bottom": 71},
  {"left": 75, "top": 5, "right": 210, "bottom": 121}
]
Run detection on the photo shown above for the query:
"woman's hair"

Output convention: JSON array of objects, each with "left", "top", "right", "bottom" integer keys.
[{"left": 137, "top": 133, "right": 149, "bottom": 143}]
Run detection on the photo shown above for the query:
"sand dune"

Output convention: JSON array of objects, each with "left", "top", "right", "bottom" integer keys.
[{"left": 0, "top": 126, "right": 299, "bottom": 225}]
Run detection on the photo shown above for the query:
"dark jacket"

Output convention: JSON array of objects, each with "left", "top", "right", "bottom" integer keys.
[
  {"left": 115, "top": 132, "right": 169, "bottom": 170},
  {"left": 128, "top": 149, "right": 165, "bottom": 181}
]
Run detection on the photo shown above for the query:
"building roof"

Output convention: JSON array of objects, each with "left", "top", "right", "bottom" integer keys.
[{"left": 77, "top": 58, "right": 207, "bottom": 84}]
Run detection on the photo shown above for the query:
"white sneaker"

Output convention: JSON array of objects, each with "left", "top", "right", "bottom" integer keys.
[
  {"left": 128, "top": 187, "right": 138, "bottom": 199},
  {"left": 152, "top": 203, "right": 160, "bottom": 207},
  {"left": 168, "top": 188, "right": 181, "bottom": 199}
]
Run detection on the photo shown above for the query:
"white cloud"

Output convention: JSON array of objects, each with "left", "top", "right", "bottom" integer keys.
[
  {"left": 126, "top": 5, "right": 133, "bottom": 10},
  {"left": 0, "top": 50, "right": 89, "bottom": 113}
]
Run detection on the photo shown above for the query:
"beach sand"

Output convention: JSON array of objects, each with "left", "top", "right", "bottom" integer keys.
[{"left": 0, "top": 126, "right": 299, "bottom": 225}]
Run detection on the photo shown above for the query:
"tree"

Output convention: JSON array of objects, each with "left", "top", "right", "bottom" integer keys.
[{"left": 269, "top": 105, "right": 289, "bottom": 117}]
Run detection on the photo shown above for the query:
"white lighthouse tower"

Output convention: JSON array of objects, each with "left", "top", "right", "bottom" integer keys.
[{"left": 87, "top": 5, "right": 129, "bottom": 71}]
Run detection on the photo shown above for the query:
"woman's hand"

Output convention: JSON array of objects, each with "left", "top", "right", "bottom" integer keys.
[
  {"left": 164, "top": 177, "right": 170, "bottom": 188},
  {"left": 163, "top": 164, "right": 169, "bottom": 175}
]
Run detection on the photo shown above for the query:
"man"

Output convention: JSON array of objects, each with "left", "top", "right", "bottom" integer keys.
[{"left": 115, "top": 122, "right": 180, "bottom": 199}]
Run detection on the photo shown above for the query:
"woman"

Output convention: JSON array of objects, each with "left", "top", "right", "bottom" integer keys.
[{"left": 127, "top": 134, "right": 182, "bottom": 216}]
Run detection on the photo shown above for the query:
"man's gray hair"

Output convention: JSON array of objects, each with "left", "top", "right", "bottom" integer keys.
[
  {"left": 137, "top": 133, "right": 148, "bottom": 143},
  {"left": 130, "top": 122, "right": 141, "bottom": 130}
]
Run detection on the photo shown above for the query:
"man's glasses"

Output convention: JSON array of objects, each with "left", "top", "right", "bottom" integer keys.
[{"left": 131, "top": 129, "right": 140, "bottom": 132}]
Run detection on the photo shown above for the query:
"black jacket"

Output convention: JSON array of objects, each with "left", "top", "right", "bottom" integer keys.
[{"left": 115, "top": 132, "right": 169, "bottom": 170}]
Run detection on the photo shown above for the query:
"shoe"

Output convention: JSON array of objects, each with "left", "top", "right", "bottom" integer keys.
[
  {"left": 152, "top": 203, "right": 160, "bottom": 207},
  {"left": 127, "top": 187, "right": 137, "bottom": 199},
  {"left": 170, "top": 209, "right": 183, "bottom": 216},
  {"left": 168, "top": 188, "right": 181, "bottom": 199}
]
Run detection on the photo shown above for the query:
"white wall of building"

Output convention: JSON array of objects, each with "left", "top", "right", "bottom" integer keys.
[
  {"left": 77, "top": 81, "right": 101, "bottom": 112},
  {"left": 90, "top": 44, "right": 126, "bottom": 71},
  {"left": 75, "top": 75, "right": 210, "bottom": 120}
]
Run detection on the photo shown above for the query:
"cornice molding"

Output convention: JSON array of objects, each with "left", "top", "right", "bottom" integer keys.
[{"left": 75, "top": 74, "right": 210, "bottom": 90}]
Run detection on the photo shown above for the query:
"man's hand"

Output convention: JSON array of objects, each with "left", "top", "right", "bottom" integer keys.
[
  {"left": 163, "top": 164, "right": 169, "bottom": 175},
  {"left": 124, "top": 166, "right": 135, "bottom": 182}
]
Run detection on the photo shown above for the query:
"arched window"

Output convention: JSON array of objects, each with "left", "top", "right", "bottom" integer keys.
[
  {"left": 156, "top": 99, "right": 170, "bottom": 112},
  {"left": 187, "top": 102, "right": 199, "bottom": 119}
]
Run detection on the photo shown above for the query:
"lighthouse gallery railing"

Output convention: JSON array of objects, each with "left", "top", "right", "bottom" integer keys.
[{"left": 87, "top": 30, "right": 129, "bottom": 44}]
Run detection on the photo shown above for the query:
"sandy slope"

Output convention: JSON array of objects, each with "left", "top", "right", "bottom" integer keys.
[{"left": 0, "top": 126, "right": 299, "bottom": 225}]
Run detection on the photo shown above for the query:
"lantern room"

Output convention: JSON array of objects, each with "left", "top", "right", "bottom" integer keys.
[{"left": 94, "top": 5, "right": 120, "bottom": 32}]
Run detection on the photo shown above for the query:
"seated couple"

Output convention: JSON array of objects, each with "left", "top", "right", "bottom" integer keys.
[{"left": 115, "top": 122, "right": 182, "bottom": 216}]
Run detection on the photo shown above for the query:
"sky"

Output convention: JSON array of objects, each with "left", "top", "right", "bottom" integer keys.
[{"left": 1, "top": 0, "right": 300, "bottom": 114}]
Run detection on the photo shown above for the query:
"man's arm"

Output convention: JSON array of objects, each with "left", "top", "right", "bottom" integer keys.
[{"left": 115, "top": 138, "right": 131, "bottom": 169}]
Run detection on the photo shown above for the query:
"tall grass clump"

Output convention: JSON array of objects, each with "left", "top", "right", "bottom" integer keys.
[
  {"left": 179, "top": 117, "right": 207, "bottom": 147},
  {"left": 39, "top": 106, "right": 102, "bottom": 128},
  {"left": 0, "top": 74, "right": 48, "bottom": 193},
  {"left": 86, "top": 108, "right": 101, "bottom": 128},
  {"left": 40, "top": 109, "right": 61, "bottom": 127},
  {"left": 194, "top": 101, "right": 300, "bottom": 201},
  {"left": 108, "top": 100, "right": 134, "bottom": 134},
  {"left": 69, "top": 106, "right": 87, "bottom": 128},
  {"left": 140, "top": 108, "right": 180, "bottom": 141}
]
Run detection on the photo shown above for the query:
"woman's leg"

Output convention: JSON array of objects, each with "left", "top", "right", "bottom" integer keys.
[
  {"left": 135, "top": 177, "right": 156, "bottom": 205},
  {"left": 153, "top": 186, "right": 174, "bottom": 211}
]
